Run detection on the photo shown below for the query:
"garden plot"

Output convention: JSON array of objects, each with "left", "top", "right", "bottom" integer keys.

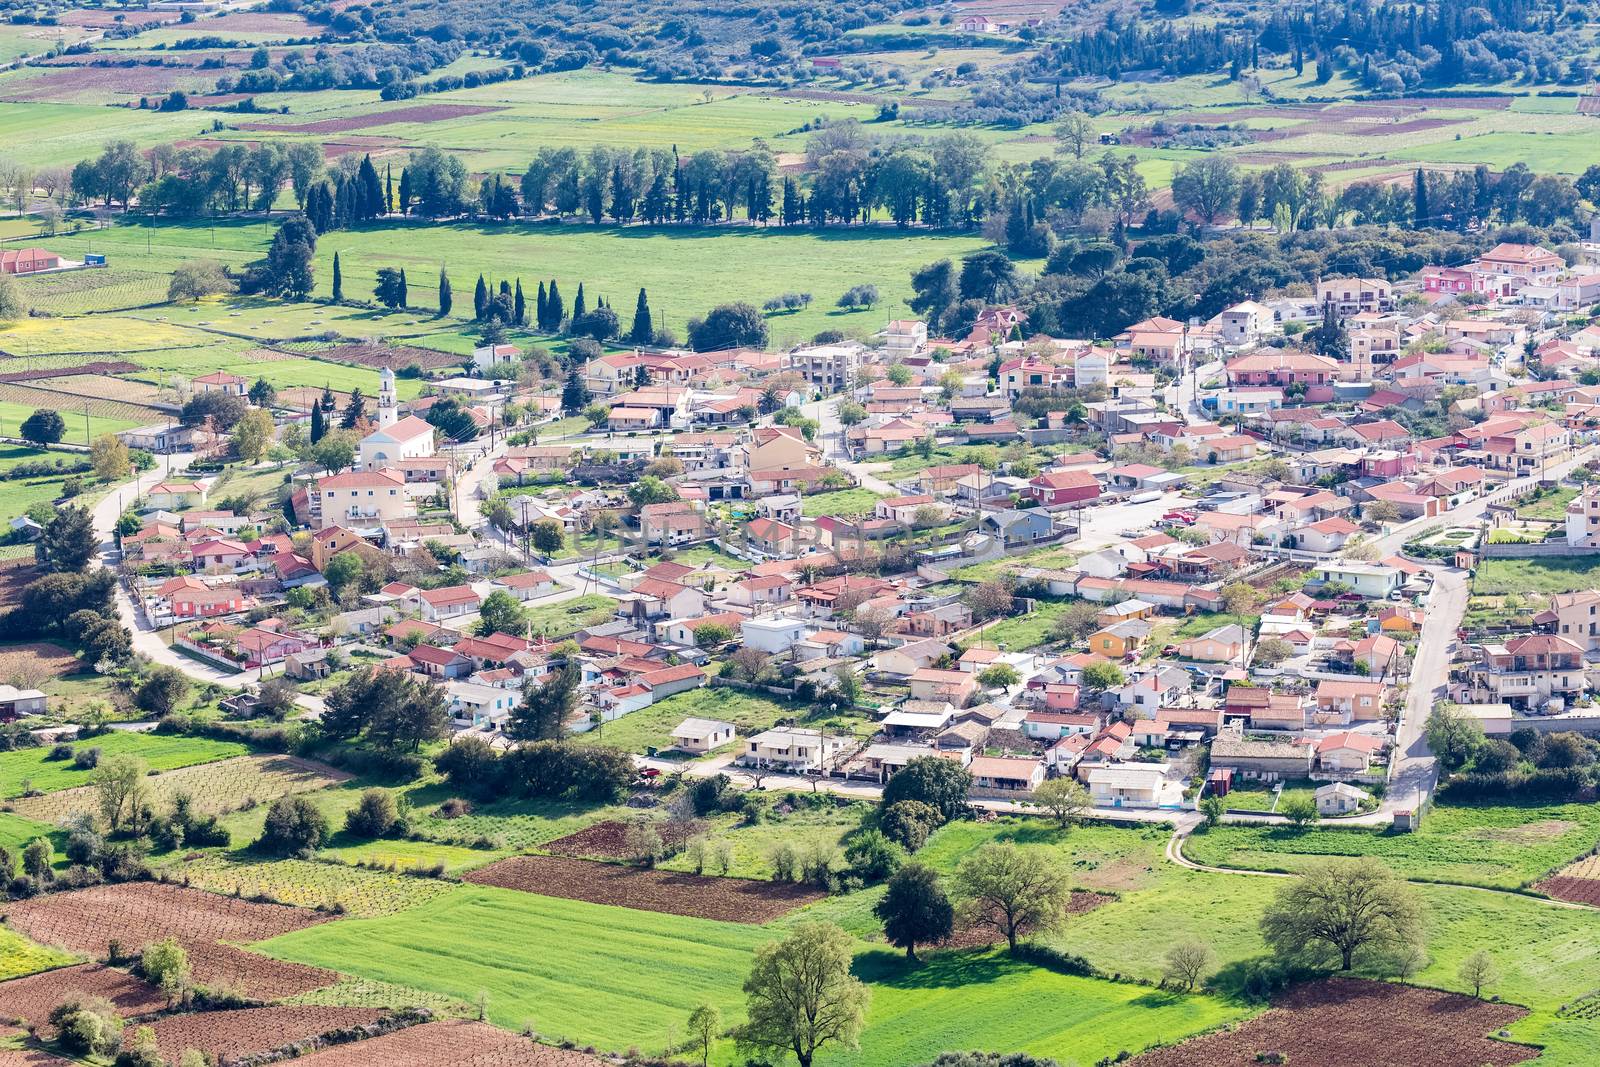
[
  {"left": 130, "top": 1005, "right": 385, "bottom": 1063},
  {"left": 163, "top": 855, "right": 457, "bottom": 918},
  {"left": 1127, "top": 977, "right": 1537, "bottom": 1067},
  {"left": 0, "top": 964, "right": 164, "bottom": 1036},
  {"left": 463, "top": 854, "right": 822, "bottom": 922},
  {"left": 1535, "top": 852, "right": 1600, "bottom": 906},
  {"left": 542, "top": 818, "right": 704, "bottom": 859},
  {"left": 7, "top": 754, "right": 348, "bottom": 821},
  {"left": 1, "top": 883, "right": 336, "bottom": 999},
  {"left": 282, "top": 1019, "right": 604, "bottom": 1066}
]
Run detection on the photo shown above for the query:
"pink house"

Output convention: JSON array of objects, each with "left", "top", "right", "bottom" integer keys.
[
  {"left": 1028, "top": 470, "right": 1101, "bottom": 508},
  {"left": 1423, "top": 266, "right": 1474, "bottom": 294},
  {"left": 1225, "top": 350, "right": 1340, "bottom": 387},
  {"left": 233, "top": 626, "right": 317, "bottom": 668},
  {"left": 189, "top": 538, "right": 252, "bottom": 572},
  {"left": 1359, "top": 452, "right": 1413, "bottom": 479}
]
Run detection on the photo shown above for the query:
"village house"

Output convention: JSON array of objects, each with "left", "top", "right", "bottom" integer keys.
[
  {"left": 739, "top": 727, "right": 849, "bottom": 772},
  {"left": 671, "top": 717, "right": 736, "bottom": 753}
]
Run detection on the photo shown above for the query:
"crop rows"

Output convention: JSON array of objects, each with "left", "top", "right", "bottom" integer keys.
[
  {"left": 134, "top": 1005, "right": 385, "bottom": 1063},
  {"left": 284, "top": 1020, "right": 604, "bottom": 1067},
  {"left": 0, "top": 964, "right": 164, "bottom": 1036},
  {"left": 8, "top": 754, "right": 348, "bottom": 823},
  {"left": 165, "top": 855, "right": 455, "bottom": 918},
  {"left": 0, "top": 381, "right": 159, "bottom": 422},
  {"left": 14, "top": 269, "right": 170, "bottom": 315}
]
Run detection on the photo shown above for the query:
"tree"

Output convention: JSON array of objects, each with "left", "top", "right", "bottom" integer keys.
[
  {"left": 331, "top": 251, "right": 343, "bottom": 301},
  {"left": 1171, "top": 156, "right": 1241, "bottom": 226},
  {"left": 0, "top": 273, "right": 25, "bottom": 323},
  {"left": 881, "top": 756, "right": 972, "bottom": 824},
  {"left": 530, "top": 518, "right": 565, "bottom": 555},
  {"left": 737, "top": 923, "right": 869, "bottom": 1067},
  {"left": 167, "top": 260, "right": 230, "bottom": 302},
  {"left": 38, "top": 502, "right": 96, "bottom": 575},
  {"left": 630, "top": 288, "right": 654, "bottom": 345},
  {"left": 341, "top": 387, "right": 367, "bottom": 429},
  {"left": 880, "top": 799, "right": 941, "bottom": 852},
  {"left": 1220, "top": 580, "right": 1261, "bottom": 621},
  {"left": 694, "top": 623, "right": 734, "bottom": 649},
  {"left": 561, "top": 369, "right": 592, "bottom": 414},
  {"left": 1253, "top": 637, "right": 1293, "bottom": 667},
  {"left": 687, "top": 302, "right": 768, "bottom": 351},
  {"left": 181, "top": 390, "right": 248, "bottom": 431},
  {"left": 90, "top": 434, "right": 130, "bottom": 482},
  {"left": 248, "top": 378, "right": 277, "bottom": 407},
  {"left": 1052, "top": 111, "right": 1094, "bottom": 159},
  {"left": 140, "top": 937, "right": 190, "bottom": 1005},
  {"left": 1260, "top": 858, "right": 1424, "bottom": 971},
  {"left": 1280, "top": 793, "right": 1317, "bottom": 829},
  {"left": 976, "top": 663, "right": 1020, "bottom": 691},
  {"left": 321, "top": 551, "right": 364, "bottom": 598},
  {"left": 21, "top": 836, "right": 52, "bottom": 882},
  {"left": 231, "top": 409, "right": 275, "bottom": 463},
  {"left": 1366, "top": 500, "right": 1402, "bottom": 524},
  {"left": 1425, "top": 700, "right": 1483, "bottom": 773},
  {"left": 135, "top": 665, "right": 189, "bottom": 716},
  {"left": 885, "top": 362, "right": 914, "bottom": 386},
  {"left": 837, "top": 400, "right": 867, "bottom": 426},
  {"left": 875, "top": 862, "right": 954, "bottom": 960},
  {"left": 93, "top": 754, "right": 148, "bottom": 833},
  {"left": 345, "top": 789, "right": 400, "bottom": 838},
  {"left": 1163, "top": 940, "right": 1213, "bottom": 992},
  {"left": 1080, "top": 660, "right": 1125, "bottom": 693},
  {"left": 628, "top": 475, "right": 679, "bottom": 509},
  {"left": 686, "top": 1003, "right": 721, "bottom": 1067},
  {"left": 20, "top": 408, "right": 65, "bottom": 445},
  {"left": 966, "top": 579, "right": 1014, "bottom": 622},
  {"left": 1459, "top": 949, "right": 1498, "bottom": 999},
  {"left": 954, "top": 843, "right": 1071, "bottom": 952},
  {"left": 477, "top": 590, "right": 527, "bottom": 636},
  {"left": 374, "top": 267, "right": 406, "bottom": 308},
  {"left": 1199, "top": 793, "right": 1224, "bottom": 828},
  {"left": 257, "top": 794, "right": 330, "bottom": 856},
  {"left": 510, "top": 661, "right": 578, "bottom": 741},
  {"left": 437, "top": 267, "right": 452, "bottom": 317},
  {"left": 1032, "top": 777, "right": 1090, "bottom": 830},
  {"left": 310, "top": 431, "right": 358, "bottom": 474}
]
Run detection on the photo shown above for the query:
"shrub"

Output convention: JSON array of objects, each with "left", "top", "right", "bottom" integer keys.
[
  {"left": 844, "top": 829, "right": 904, "bottom": 883},
  {"left": 344, "top": 789, "right": 400, "bottom": 838},
  {"left": 51, "top": 995, "right": 123, "bottom": 1056},
  {"left": 256, "top": 795, "right": 330, "bottom": 856},
  {"left": 47, "top": 742, "right": 73, "bottom": 761},
  {"left": 73, "top": 746, "right": 101, "bottom": 770}
]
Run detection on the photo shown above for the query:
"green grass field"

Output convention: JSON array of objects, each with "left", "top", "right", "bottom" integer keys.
[
  {"left": 0, "top": 925, "right": 76, "bottom": 982},
  {"left": 0, "top": 732, "right": 245, "bottom": 799},
  {"left": 1472, "top": 555, "right": 1600, "bottom": 595},
  {"left": 523, "top": 594, "right": 617, "bottom": 639},
  {"left": 38, "top": 218, "right": 1006, "bottom": 348},
  {"left": 1183, "top": 800, "right": 1600, "bottom": 889},
  {"left": 801, "top": 487, "right": 888, "bottom": 518},
  {"left": 0, "top": 811, "right": 67, "bottom": 869},
  {"left": 573, "top": 687, "right": 804, "bottom": 756}
]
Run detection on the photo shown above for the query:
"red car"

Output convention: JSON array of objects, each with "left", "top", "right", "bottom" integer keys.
[{"left": 1163, "top": 509, "right": 1196, "bottom": 523}]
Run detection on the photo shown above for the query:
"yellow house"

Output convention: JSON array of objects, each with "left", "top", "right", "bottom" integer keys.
[
  {"left": 742, "top": 426, "right": 819, "bottom": 470},
  {"left": 1088, "top": 619, "right": 1152, "bottom": 659}
]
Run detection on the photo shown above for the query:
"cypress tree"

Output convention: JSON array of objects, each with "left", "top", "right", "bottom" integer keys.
[
  {"left": 547, "top": 280, "right": 564, "bottom": 329},
  {"left": 474, "top": 274, "right": 488, "bottom": 320},
  {"left": 384, "top": 163, "right": 393, "bottom": 214},
  {"left": 573, "top": 282, "right": 586, "bottom": 320},
  {"left": 438, "top": 268, "right": 452, "bottom": 317},
  {"left": 536, "top": 281, "right": 548, "bottom": 331},
  {"left": 1413, "top": 169, "right": 1429, "bottom": 227},
  {"left": 499, "top": 279, "right": 512, "bottom": 300},
  {"left": 398, "top": 168, "right": 411, "bottom": 216},
  {"left": 398, "top": 269, "right": 407, "bottom": 308},
  {"left": 514, "top": 279, "right": 526, "bottom": 326},
  {"left": 629, "top": 288, "right": 652, "bottom": 346},
  {"left": 331, "top": 251, "right": 343, "bottom": 302},
  {"left": 356, "top": 155, "right": 384, "bottom": 220},
  {"left": 310, "top": 399, "right": 325, "bottom": 443}
]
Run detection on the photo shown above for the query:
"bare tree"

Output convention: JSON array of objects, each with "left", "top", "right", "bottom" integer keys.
[
  {"left": 1458, "top": 950, "right": 1498, "bottom": 999},
  {"left": 1163, "top": 940, "right": 1214, "bottom": 992}
]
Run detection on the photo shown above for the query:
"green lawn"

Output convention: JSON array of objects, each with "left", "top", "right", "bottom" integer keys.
[
  {"left": 573, "top": 686, "right": 805, "bottom": 756},
  {"left": 656, "top": 800, "right": 867, "bottom": 880},
  {"left": 0, "top": 732, "right": 246, "bottom": 799},
  {"left": 959, "top": 598, "right": 1074, "bottom": 653},
  {"left": 522, "top": 594, "right": 617, "bottom": 639},
  {"left": 1517, "top": 485, "right": 1579, "bottom": 521},
  {"left": 1183, "top": 800, "right": 1600, "bottom": 890},
  {"left": 257, "top": 885, "right": 774, "bottom": 1052},
  {"left": 1472, "top": 555, "right": 1600, "bottom": 595},
  {"left": 801, "top": 488, "right": 888, "bottom": 518}
]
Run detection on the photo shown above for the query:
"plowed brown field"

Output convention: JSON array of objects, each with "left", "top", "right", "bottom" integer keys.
[
  {"left": 542, "top": 819, "right": 704, "bottom": 859},
  {"left": 1, "top": 883, "right": 336, "bottom": 999},
  {"left": 0, "top": 964, "right": 164, "bottom": 1036},
  {"left": 463, "top": 854, "right": 821, "bottom": 923},
  {"left": 286, "top": 1020, "right": 604, "bottom": 1066},
  {"left": 1127, "top": 978, "right": 1537, "bottom": 1067},
  {"left": 129, "top": 1006, "right": 384, "bottom": 1062}
]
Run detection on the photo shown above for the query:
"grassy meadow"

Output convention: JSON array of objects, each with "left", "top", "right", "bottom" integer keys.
[{"left": 0, "top": 732, "right": 245, "bottom": 799}]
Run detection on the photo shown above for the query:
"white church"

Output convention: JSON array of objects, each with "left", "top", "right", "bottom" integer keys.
[{"left": 358, "top": 366, "right": 437, "bottom": 470}]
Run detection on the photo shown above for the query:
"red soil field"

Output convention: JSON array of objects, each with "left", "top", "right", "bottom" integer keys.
[
  {"left": 463, "top": 854, "right": 822, "bottom": 923},
  {"left": 314, "top": 341, "right": 465, "bottom": 372},
  {"left": 239, "top": 103, "right": 506, "bottom": 136},
  {"left": 0, "top": 964, "right": 165, "bottom": 1037},
  {"left": 201, "top": 12, "right": 322, "bottom": 34},
  {"left": 57, "top": 10, "right": 177, "bottom": 27},
  {"left": 1127, "top": 977, "right": 1537, "bottom": 1067},
  {"left": 0, "top": 1050, "right": 73, "bottom": 1066},
  {"left": 1534, "top": 874, "right": 1600, "bottom": 906},
  {"left": 0, "top": 362, "right": 140, "bottom": 384},
  {"left": 1, "top": 884, "right": 336, "bottom": 1000},
  {"left": 129, "top": 1006, "right": 384, "bottom": 1062},
  {"left": 287, "top": 1020, "right": 606, "bottom": 1066},
  {"left": 542, "top": 819, "right": 704, "bottom": 859}
]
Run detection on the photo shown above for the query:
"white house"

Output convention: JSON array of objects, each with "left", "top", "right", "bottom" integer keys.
[
  {"left": 471, "top": 342, "right": 521, "bottom": 373},
  {"left": 739, "top": 727, "right": 848, "bottom": 771},
  {"left": 360, "top": 416, "right": 436, "bottom": 470},
  {"left": 1315, "top": 781, "right": 1369, "bottom": 816},
  {"left": 1313, "top": 561, "right": 1403, "bottom": 598},
  {"left": 741, "top": 616, "right": 809, "bottom": 654},
  {"left": 1086, "top": 764, "right": 1168, "bottom": 808},
  {"left": 447, "top": 680, "right": 518, "bottom": 729},
  {"left": 671, "top": 717, "right": 736, "bottom": 753}
]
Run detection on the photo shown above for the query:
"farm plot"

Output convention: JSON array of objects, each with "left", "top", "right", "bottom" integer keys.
[
  {"left": 239, "top": 102, "right": 506, "bottom": 135},
  {"left": 0, "top": 642, "right": 80, "bottom": 689},
  {"left": 0, "top": 964, "right": 164, "bottom": 1036},
  {"left": 0, "top": 1049, "right": 73, "bottom": 1066},
  {"left": 0, "top": 381, "right": 162, "bottom": 424},
  {"left": 1126, "top": 977, "right": 1537, "bottom": 1067},
  {"left": 257, "top": 886, "right": 773, "bottom": 1051},
  {"left": 279, "top": 1019, "right": 604, "bottom": 1067},
  {"left": 0, "top": 882, "right": 336, "bottom": 999},
  {"left": 0, "top": 926, "right": 77, "bottom": 983},
  {"left": 281, "top": 339, "right": 463, "bottom": 372},
  {"left": 0, "top": 315, "right": 202, "bottom": 357},
  {"left": 13, "top": 267, "right": 171, "bottom": 315},
  {"left": 1534, "top": 852, "right": 1600, "bottom": 905},
  {"left": 0, "top": 732, "right": 245, "bottom": 801},
  {"left": 462, "top": 854, "right": 822, "bottom": 923},
  {"left": 542, "top": 818, "right": 704, "bottom": 859},
  {"left": 129, "top": 1006, "right": 385, "bottom": 1063},
  {"left": 7, "top": 754, "right": 348, "bottom": 821},
  {"left": 161, "top": 855, "right": 456, "bottom": 918}
]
